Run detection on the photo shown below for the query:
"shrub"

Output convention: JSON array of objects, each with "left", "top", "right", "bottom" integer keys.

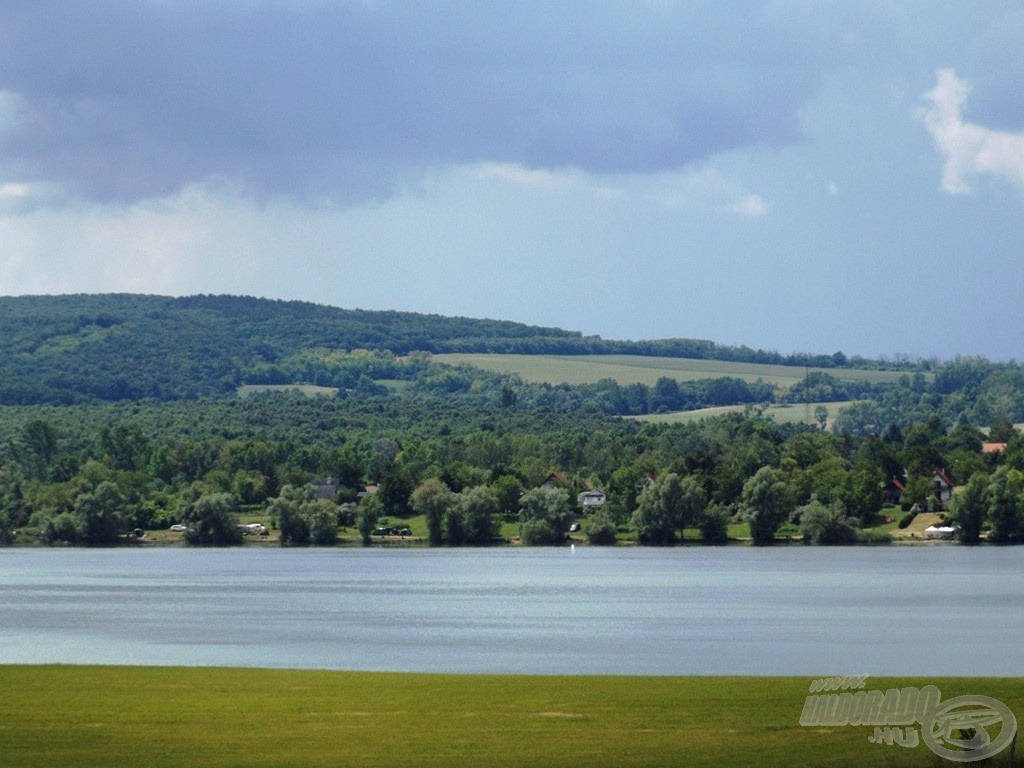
[
  {"left": 582, "top": 511, "right": 617, "bottom": 545},
  {"left": 43, "top": 512, "right": 81, "bottom": 545},
  {"left": 799, "top": 501, "right": 858, "bottom": 545},
  {"left": 857, "top": 530, "right": 893, "bottom": 544},
  {"left": 699, "top": 506, "right": 730, "bottom": 545},
  {"left": 519, "top": 518, "right": 560, "bottom": 546}
]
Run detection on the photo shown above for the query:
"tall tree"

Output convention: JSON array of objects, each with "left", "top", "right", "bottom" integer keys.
[
  {"left": 987, "top": 467, "right": 1024, "bottom": 543},
  {"left": 741, "top": 466, "right": 795, "bottom": 545},
  {"left": 632, "top": 473, "right": 705, "bottom": 545},
  {"left": 76, "top": 481, "right": 128, "bottom": 545},
  {"left": 452, "top": 485, "right": 499, "bottom": 545},
  {"left": 410, "top": 478, "right": 453, "bottom": 546},
  {"left": 949, "top": 472, "right": 989, "bottom": 544},
  {"left": 182, "top": 493, "right": 244, "bottom": 546},
  {"left": 518, "top": 487, "right": 572, "bottom": 545}
]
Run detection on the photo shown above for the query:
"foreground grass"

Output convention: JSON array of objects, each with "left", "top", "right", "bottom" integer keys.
[{"left": 1, "top": 667, "right": 1021, "bottom": 767}]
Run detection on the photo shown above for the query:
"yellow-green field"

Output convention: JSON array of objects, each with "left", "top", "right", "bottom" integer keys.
[
  {"left": 431, "top": 354, "right": 913, "bottom": 389},
  {"left": 237, "top": 384, "right": 339, "bottom": 397},
  {"left": 627, "top": 401, "right": 859, "bottom": 425},
  {"left": 1, "top": 666, "right": 1019, "bottom": 768}
]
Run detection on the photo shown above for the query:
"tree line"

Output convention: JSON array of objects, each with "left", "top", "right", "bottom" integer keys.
[{"left": 2, "top": 390, "right": 1022, "bottom": 547}]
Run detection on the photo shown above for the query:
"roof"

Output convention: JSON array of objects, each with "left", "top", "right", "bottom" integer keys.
[
  {"left": 983, "top": 442, "right": 1008, "bottom": 454},
  {"left": 539, "top": 472, "right": 569, "bottom": 489},
  {"left": 887, "top": 476, "right": 906, "bottom": 492}
]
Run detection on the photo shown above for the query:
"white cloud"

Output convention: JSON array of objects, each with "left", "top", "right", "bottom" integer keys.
[
  {"left": 0, "top": 185, "right": 234, "bottom": 296},
  {"left": 922, "top": 68, "right": 1024, "bottom": 193},
  {"left": 475, "top": 162, "right": 765, "bottom": 218},
  {"left": 0, "top": 183, "right": 30, "bottom": 199},
  {"left": 647, "top": 168, "right": 768, "bottom": 218},
  {"left": 475, "top": 163, "right": 579, "bottom": 189},
  {"left": 728, "top": 194, "right": 769, "bottom": 218}
]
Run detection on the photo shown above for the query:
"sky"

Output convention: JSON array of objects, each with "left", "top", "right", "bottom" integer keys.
[{"left": 1, "top": 1, "right": 1023, "bottom": 361}]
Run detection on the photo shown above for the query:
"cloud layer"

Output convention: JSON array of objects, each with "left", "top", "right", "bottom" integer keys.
[
  {"left": 0, "top": 1, "right": 853, "bottom": 205},
  {"left": 2, "top": 2, "right": 1023, "bottom": 361}
]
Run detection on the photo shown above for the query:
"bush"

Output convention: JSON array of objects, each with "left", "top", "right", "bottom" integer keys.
[
  {"left": 799, "top": 501, "right": 858, "bottom": 545},
  {"left": 897, "top": 510, "right": 917, "bottom": 529},
  {"left": 857, "top": 530, "right": 893, "bottom": 544},
  {"left": 519, "top": 518, "right": 560, "bottom": 546},
  {"left": 43, "top": 512, "right": 81, "bottom": 545},
  {"left": 699, "top": 506, "right": 730, "bottom": 545},
  {"left": 309, "top": 502, "right": 338, "bottom": 546},
  {"left": 582, "top": 511, "right": 617, "bottom": 545}
]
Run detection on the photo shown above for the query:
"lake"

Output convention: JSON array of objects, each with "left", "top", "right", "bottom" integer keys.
[{"left": 1, "top": 546, "right": 1022, "bottom": 676}]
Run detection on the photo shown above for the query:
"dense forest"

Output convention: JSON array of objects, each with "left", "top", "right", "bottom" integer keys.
[{"left": 1, "top": 293, "right": 1023, "bottom": 548}]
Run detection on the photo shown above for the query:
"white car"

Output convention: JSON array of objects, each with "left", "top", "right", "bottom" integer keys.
[{"left": 169, "top": 524, "right": 186, "bottom": 532}]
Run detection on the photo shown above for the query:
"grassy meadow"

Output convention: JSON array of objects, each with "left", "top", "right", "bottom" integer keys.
[
  {"left": 431, "top": 353, "right": 914, "bottom": 388},
  {"left": 1, "top": 666, "right": 1020, "bottom": 768}
]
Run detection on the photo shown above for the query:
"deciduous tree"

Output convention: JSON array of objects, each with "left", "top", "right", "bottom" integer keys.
[{"left": 741, "top": 466, "right": 795, "bottom": 545}]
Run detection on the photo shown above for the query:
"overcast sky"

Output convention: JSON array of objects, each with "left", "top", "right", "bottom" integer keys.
[{"left": 2, "top": 1, "right": 1023, "bottom": 360}]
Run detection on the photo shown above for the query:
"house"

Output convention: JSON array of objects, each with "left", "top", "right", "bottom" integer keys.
[
  {"left": 311, "top": 477, "right": 339, "bottom": 500},
  {"left": 983, "top": 442, "right": 1007, "bottom": 455},
  {"left": 577, "top": 490, "right": 607, "bottom": 509},
  {"left": 882, "top": 476, "right": 906, "bottom": 506},
  {"left": 932, "top": 469, "right": 955, "bottom": 505}
]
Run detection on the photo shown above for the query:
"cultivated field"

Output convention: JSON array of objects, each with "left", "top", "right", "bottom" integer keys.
[
  {"left": 237, "top": 384, "right": 339, "bottom": 397},
  {"left": 431, "top": 354, "right": 914, "bottom": 388},
  {"left": 2, "top": 667, "right": 1019, "bottom": 768},
  {"left": 628, "top": 401, "right": 859, "bottom": 425}
]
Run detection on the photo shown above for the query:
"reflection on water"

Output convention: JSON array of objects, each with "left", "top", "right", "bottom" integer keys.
[{"left": 1, "top": 546, "right": 1022, "bottom": 675}]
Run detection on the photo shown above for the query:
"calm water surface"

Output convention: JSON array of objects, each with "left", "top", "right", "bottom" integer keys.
[{"left": 1, "top": 546, "right": 1022, "bottom": 675}]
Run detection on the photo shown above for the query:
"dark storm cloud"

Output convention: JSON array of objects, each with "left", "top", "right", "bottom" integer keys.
[{"left": 0, "top": 1, "right": 859, "bottom": 203}]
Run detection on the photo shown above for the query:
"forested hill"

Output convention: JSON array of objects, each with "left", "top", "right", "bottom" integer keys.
[
  {"left": 1, "top": 293, "right": 901, "bottom": 405},
  {"left": 0, "top": 294, "right": 593, "bottom": 403}
]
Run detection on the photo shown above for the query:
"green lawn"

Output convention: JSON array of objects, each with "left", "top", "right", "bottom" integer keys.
[
  {"left": 0, "top": 667, "right": 1019, "bottom": 768},
  {"left": 431, "top": 353, "right": 915, "bottom": 388}
]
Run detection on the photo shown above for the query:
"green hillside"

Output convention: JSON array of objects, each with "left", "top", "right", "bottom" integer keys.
[
  {"left": 0, "top": 294, "right": 917, "bottom": 406},
  {"left": 0, "top": 294, "right": 586, "bottom": 404}
]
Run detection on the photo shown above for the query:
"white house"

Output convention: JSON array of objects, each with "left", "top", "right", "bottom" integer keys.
[{"left": 577, "top": 490, "right": 607, "bottom": 509}]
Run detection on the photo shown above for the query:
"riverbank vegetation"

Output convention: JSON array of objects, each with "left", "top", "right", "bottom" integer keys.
[
  {"left": 1, "top": 666, "right": 1020, "bottom": 768},
  {"left": 1, "top": 294, "right": 1023, "bottom": 548}
]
